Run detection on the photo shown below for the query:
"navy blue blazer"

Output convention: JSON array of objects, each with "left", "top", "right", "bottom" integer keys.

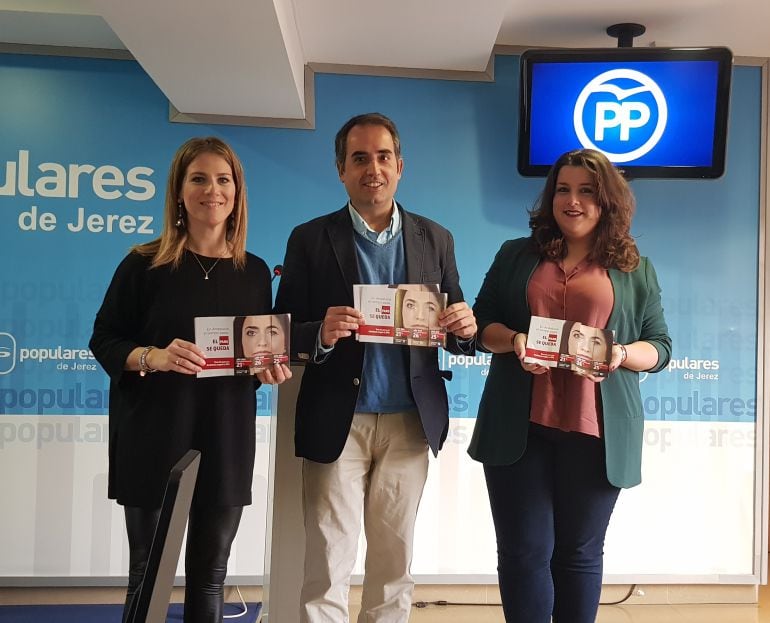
[{"left": 274, "top": 204, "right": 471, "bottom": 462}]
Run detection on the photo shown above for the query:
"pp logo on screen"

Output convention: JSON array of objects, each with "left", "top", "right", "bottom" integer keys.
[
  {"left": 0, "top": 332, "right": 16, "bottom": 375},
  {"left": 573, "top": 69, "right": 668, "bottom": 163}
]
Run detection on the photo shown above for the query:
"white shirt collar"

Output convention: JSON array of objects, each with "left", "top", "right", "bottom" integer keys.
[{"left": 347, "top": 200, "right": 402, "bottom": 244}]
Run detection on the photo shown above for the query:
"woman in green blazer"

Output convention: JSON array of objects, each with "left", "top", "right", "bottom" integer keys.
[{"left": 469, "top": 149, "right": 672, "bottom": 623}]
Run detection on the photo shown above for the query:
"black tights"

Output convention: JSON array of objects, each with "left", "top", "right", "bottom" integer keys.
[{"left": 122, "top": 504, "right": 243, "bottom": 623}]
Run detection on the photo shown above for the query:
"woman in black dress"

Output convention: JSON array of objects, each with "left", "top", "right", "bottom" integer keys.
[{"left": 89, "top": 136, "right": 291, "bottom": 623}]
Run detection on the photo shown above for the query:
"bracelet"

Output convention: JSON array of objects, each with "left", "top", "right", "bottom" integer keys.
[
  {"left": 139, "top": 345, "right": 157, "bottom": 377},
  {"left": 615, "top": 343, "right": 628, "bottom": 365},
  {"left": 510, "top": 330, "right": 518, "bottom": 350}
]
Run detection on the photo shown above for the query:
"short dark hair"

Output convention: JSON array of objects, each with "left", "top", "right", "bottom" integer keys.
[
  {"left": 334, "top": 113, "right": 401, "bottom": 169},
  {"left": 233, "top": 315, "right": 246, "bottom": 359},
  {"left": 559, "top": 320, "right": 577, "bottom": 355}
]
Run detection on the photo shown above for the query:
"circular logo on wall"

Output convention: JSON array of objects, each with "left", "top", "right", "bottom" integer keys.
[
  {"left": 0, "top": 332, "right": 17, "bottom": 375},
  {"left": 573, "top": 68, "right": 668, "bottom": 163}
]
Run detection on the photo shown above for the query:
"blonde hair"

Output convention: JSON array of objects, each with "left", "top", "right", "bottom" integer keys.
[{"left": 132, "top": 137, "right": 248, "bottom": 269}]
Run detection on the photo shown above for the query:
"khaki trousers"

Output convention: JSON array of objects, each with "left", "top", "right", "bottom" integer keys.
[{"left": 300, "top": 411, "right": 430, "bottom": 623}]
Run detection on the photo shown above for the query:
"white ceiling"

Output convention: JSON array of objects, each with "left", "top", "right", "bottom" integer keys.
[{"left": 1, "top": 0, "right": 767, "bottom": 124}]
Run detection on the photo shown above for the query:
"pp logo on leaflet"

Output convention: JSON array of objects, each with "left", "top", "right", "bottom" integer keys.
[
  {"left": 0, "top": 333, "right": 16, "bottom": 375},
  {"left": 573, "top": 69, "right": 667, "bottom": 163}
]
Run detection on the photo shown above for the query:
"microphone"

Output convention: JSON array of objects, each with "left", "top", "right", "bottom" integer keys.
[{"left": 271, "top": 264, "right": 283, "bottom": 283}]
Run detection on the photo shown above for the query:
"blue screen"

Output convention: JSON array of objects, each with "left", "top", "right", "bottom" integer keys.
[{"left": 528, "top": 60, "right": 721, "bottom": 167}]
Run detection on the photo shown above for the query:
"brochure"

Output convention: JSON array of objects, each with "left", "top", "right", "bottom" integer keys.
[
  {"left": 353, "top": 284, "right": 447, "bottom": 348},
  {"left": 194, "top": 313, "right": 290, "bottom": 378},
  {"left": 523, "top": 315, "right": 614, "bottom": 378}
]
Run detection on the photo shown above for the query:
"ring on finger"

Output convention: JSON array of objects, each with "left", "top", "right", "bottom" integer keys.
[{"left": 175, "top": 358, "right": 181, "bottom": 366}]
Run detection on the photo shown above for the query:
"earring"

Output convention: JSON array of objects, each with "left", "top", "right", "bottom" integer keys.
[{"left": 175, "top": 202, "right": 184, "bottom": 228}]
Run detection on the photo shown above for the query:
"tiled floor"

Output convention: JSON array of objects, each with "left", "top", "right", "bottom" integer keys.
[
  {"left": 344, "top": 584, "right": 770, "bottom": 622},
  {"left": 3, "top": 584, "right": 770, "bottom": 621},
  {"left": 347, "top": 602, "right": 767, "bottom": 622},
  {"left": 394, "top": 604, "right": 766, "bottom": 622}
]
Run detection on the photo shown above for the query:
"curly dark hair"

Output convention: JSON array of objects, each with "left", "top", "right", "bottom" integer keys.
[{"left": 528, "top": 149, "right": 640, "bottom": 272}]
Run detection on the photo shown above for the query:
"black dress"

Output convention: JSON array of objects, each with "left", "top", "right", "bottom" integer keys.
[{"left": 89, "top": 250, "right": 271, "bottom": 508}]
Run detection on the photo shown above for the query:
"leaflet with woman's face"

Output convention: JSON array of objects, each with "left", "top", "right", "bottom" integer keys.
[
  {"left": 353, "top": 283, "right": 447, "bottom": 348},
  {"left": 523, "top": 315, "right": 613, "bottom": 377},
  {"left": 193, "top": 313, "right": 291, "bottom": 377},
  {"left": 401, "top": 290, "right": 441, "bottom": 330},
  {"left": 240, "top": 314, "right": 290, "bottom": 370}
]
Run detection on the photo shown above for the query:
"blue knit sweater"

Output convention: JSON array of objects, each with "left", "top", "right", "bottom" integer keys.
[{"left": 354, "top": 231, "right": 416, "bottom": 413}]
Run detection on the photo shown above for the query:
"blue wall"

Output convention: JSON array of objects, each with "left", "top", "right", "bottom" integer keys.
[{"left": 0, "top": 53, "right": 761, "bottom": 423}]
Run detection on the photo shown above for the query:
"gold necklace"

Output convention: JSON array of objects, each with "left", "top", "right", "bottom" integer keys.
[{"left": 191, "top": 252, "right": 223, "bottom": 280}]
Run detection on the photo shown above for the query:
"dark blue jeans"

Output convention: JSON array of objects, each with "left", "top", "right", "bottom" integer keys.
[{"left": 484, "top": 423, "right": 620, "bottom": 623}]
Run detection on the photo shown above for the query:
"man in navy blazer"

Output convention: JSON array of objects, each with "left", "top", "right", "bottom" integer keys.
[{"left": 274, "top": 113, "right": 476, "bottom": 623}]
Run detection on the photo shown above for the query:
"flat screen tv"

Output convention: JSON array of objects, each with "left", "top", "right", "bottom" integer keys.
[{"left": 518, "top": 47, "right": 733, "bottom": 178}]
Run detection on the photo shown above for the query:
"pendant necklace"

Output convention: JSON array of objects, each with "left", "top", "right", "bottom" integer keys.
[{"left": 191, "top": 252, "right": 223, "bottom": 280}]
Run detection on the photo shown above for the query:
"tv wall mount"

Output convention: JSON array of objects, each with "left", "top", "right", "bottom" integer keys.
[{"left": 606, "top": 23, "right": 646, "bottom": 48}]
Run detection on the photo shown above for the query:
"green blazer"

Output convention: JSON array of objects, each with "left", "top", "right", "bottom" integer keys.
[{"left": 468, "top": 237, "right": 672, "bottom": 488}]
